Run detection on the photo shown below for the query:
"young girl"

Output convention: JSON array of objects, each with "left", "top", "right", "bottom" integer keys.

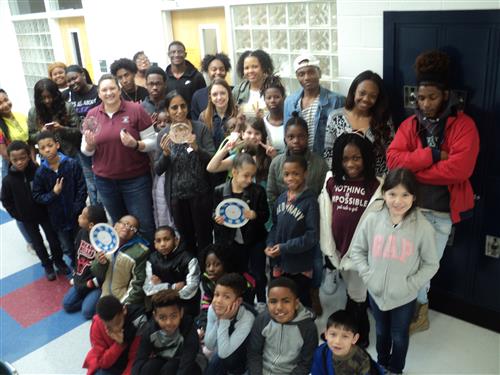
[
  {"left": 319, "top": 132, "right": 382, "bottom": 347},
  {"left": 261, "top": 75, "right": 286, "bottom": 154},
  {"left": 28, "top": 78, "right": 81, "bottom": 158},
  {"left": 206, "top": 118, "right": 274, "bottom": 185},
  {"left": 155, "top": 90, "right": 216, "bottom": 256},
  {"left": 143, "top": 226, "right": 201, "bottom": 317},
  {"left": 197, "top": 244, "right": 255, "bottom": 333},
  {"left": 265, "top": 154, "right": 319, "bottom": 308},
  {"left": 350, "top": 168, "right": 439, "bottom": 375},
  {"left": 199, "top": 78, "right": 237, "bottom": 150},
  {"left": 213, "top": 153, "right": 269, "bottom": 304}
]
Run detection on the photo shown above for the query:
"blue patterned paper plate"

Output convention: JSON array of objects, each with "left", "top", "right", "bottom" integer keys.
[
  {"left": 215, "top": 198, "right": 250, "bottom": 228},
  {"left": 89, "top": 223, "right": 119, "bottom": 253}
]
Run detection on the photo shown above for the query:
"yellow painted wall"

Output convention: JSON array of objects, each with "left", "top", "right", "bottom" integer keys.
[
  {"left": 57, "top": 17, "right": 94, "bottom": 81},
  {"left": 170, "top": 7, "right": 227, "bottom": 71}
]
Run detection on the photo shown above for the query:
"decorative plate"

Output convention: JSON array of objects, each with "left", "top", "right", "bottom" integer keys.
[
  {"left": 215, "top": 198, "right": 250, "bottom": 228},
  {"left": 90, "top": 223, "right": 119, "bottom": 253},
  {"left": 169, "top": 123, "right": 191, "bottom": 144}
]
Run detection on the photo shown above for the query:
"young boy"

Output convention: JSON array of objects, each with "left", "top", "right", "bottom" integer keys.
[
  {"left": 1, "top": 140, "right": 68, "bottom": 280},
  {"left": 92, "top": 214, "right": 149, "bottom": 307},
  {"left": 247, "top": 277, "right": 318, "bottom": 375},
  {"left": 311, "top": 310, "right": 381, "bottom": 375},
  {"left": 32, "top": 131, "right": 87, "bottom": 266},
  {"left": 83, "top": 295, "right": 147, "bottom": 375},
  {"left": 132, "top": 289, "right": 202, "bottom": 375},
  {"left": 265, "top": 155, "right": 319, "bottom": 307},
  {"left": 204, "top": 273, "right": 256, "bottom": 375},
  {"left": 143, "top": 225, "right": 201, "bottom": 316},
  {"left": 62, "top": 205, "right": 107, "bottom": 319}
]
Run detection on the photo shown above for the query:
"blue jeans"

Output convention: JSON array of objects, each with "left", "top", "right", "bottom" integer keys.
[
  {"left": 417, "top": 211, "right": 452, "bottom": 304},
  {"left": 78, "top": 152, "right": 100, "bottom": 206},
  {"left": 95, "top": 174, "right": 155, "bottom": 244},
  {"left": 63, "top": 286, "right": 101, "bottom": 319},
  {"left": 57, "top": 227, "right": 78, "bottom": 267},
  {"left": 369, "top": 295, "right": 415, "bottom": 374},
  {"left": 1, "top": 158, "right": 8, "bottom": 179}
]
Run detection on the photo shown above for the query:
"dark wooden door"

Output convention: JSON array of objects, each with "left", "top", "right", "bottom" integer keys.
[{"left": 383, "top": 10, "right": 500, "bottom": 332}]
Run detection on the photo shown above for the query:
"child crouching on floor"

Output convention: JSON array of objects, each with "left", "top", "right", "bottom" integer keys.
[
  {"left": 247, "top": 277, "right": 318, "bottom": 375},
  {"left": 311, "top": 310, "right": 383, "bottom": 375},
  {"left": 143, "top": 225, "right": 201, "bottom": 317},
  {"left": 204, "top": 273, "right": 256, "bottom": 375},
  {"left": 132, "top": 289, "right": 202, "bottom": 375}
]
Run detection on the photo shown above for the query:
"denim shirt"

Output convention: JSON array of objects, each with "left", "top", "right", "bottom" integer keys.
[{"left": 283, "top": 86, "right": 345, "bottom": 156}]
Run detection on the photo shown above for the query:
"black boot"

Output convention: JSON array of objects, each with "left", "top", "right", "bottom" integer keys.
[{"left": 345, "top": 296, "right": 370, "bottom": 348}]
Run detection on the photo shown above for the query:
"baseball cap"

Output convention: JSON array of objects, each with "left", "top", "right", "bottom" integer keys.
[{"left": 293, "top": 53, "right": 320, "bottom": 73}]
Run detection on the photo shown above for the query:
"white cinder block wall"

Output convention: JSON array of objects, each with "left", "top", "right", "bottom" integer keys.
[{"left": 336, "top": 0, "right": 500, "bottom": 95}]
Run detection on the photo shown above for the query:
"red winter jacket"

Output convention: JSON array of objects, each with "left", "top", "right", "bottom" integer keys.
[
  {"left": 83, "top": 315, "right": 140, "bottom": 375},
  {"left": 386, "top": 112, "right": 479, "bottom": 223}
]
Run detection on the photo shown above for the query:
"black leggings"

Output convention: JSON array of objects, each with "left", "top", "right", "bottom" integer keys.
[{"left": 138, "top": 358, "right": 200, "bottom": 375}]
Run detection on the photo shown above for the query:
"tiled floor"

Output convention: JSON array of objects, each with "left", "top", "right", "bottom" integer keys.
[{"left": 1, "top": 209, "right": 499, "bottom": 375}]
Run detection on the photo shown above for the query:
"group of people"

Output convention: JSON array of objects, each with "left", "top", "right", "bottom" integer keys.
[{"left": 0, "top": 41, "right": 480, "bottom": 375}]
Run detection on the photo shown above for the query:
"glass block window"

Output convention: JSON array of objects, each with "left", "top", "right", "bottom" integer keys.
[
  {"left": 231, "top": 1, "right": 339, "bottom": 93},
  {"left": 47, "top": 0, "right": 83, "bottom": 11},
  {"left": 13, "top": 19, "right": 55, "bottom": 103},
  {"left": 8, "top": 0, "right": 46, "bottom": 16}
]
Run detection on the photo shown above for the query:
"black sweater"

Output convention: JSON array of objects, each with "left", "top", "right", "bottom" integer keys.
[{"left": 1, "top": 161, "right": 48, "bottom": 222}]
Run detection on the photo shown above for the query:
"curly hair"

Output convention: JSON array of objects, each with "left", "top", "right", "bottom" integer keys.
[
  {"left": 151, "top": 289, "right": 183, "bottom": 310},
  {"left": 47, "top": 62, "right": 66, "bottom": 78},
  {"left": 330, "top": 132, "right": 376, "bottom": 185},
  {"left": 260, "top": 74, "right": 285, "bottom": 97},
  {"left": 110, "top": 58, "right": 138, "bottom": 75},
  {"left": 345, "top": 70, "right": 392, "bottom": 156},
  {"left": 414, "top": 50, "right": 450, "bottom": 89},
  {"left": 201, "top": 53, "right": 231, "bottom": 73},
  {"left": 236, "top": 50, "right": 274, "bottom": 78},
  {"left": 34, "top": 78, "right": 69, "bottom": 127}
]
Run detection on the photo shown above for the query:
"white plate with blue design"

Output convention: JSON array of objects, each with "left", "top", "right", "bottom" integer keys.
[
  {"left": 215, "top": 198, "right": 250, "bottom": 228},
  {"left": 90, "top": 223, "right": 119, "bottom": 253}
]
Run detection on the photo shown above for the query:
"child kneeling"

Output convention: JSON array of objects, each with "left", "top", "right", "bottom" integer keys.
[
  {"left": 132, "top": 290, "right": 201, "bottom": 375},
  {"left": 248, "top": 277, "right": 318, "bottom": 375},
  {"left": 205, "top": 273, "right": 256, "bottom": 375},
  {"left": 312, "top": 310, "right": 382, "bottom": 375}
]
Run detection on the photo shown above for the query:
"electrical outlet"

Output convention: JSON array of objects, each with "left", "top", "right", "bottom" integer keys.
[{"left": 485, "top": 235, "right": 500, "bottom": 258}]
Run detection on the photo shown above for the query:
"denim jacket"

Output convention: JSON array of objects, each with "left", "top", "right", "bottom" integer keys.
[{"left": 283, "top": 86, "right": 344, "bottom": 156}]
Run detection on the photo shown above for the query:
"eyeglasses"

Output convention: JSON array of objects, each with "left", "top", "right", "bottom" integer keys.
[{"left": 118, "top": 221, "right": 138, "bottom": 233}]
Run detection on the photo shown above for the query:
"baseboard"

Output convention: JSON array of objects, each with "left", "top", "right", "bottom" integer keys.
[{"left": 429, "top": 290, "right": 500, "bottom": 333}]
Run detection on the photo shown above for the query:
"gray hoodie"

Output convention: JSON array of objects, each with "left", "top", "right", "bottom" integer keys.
[
  {"left": 350, "top": 206, "right": 439, "bottom": 311},
  {"left": 248, "top": 304, "right": 318, "bottom": 375}
]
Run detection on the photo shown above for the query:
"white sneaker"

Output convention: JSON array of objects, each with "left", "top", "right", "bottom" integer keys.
[{"left": 321, "top": 268, "right": 339, "bottom": 295}]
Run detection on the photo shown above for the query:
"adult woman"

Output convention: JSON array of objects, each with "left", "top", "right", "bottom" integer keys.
[
  {"left": 0, "top": 89, "right": 29, "bottom": 177},
  {"left": 48, "top": 62, "right": 68, "bottom": 91},
  {"left": 64, "top": 65, "right": 101, "bottom": 205},
  {"left": 199, "top": 78, "right": 237, "bottom": 149},
  {"left": 323, "top": 70, "right": 392, "bottom": 176},
  {"left": 81, "top": 74, "right": 156, "bottom": 243},
  {"left": 232, "top": 50, "right": 274, "bottom": 120},
  {"left": 387, "top": 50, "right": 479, "bottom": 333},
  {"left": 0, "top": 88, "right": 34, "bottom": 248},
  {"left": 191, "top": 52, "right": 232, "bottom": 120},
  {"left": 155, "top": 90, "right": 215, "bottom": 256},
  {"left": 28, "top": 79, "right": 80, "bottom": 157}
]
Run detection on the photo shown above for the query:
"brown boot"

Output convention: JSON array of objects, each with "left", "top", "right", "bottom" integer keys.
[
  {"left": 409, "top": 303, "right": 429, "bottom": 335},
  {"left": 310, "top": 287, "right": 323, "bottom": 316}
]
